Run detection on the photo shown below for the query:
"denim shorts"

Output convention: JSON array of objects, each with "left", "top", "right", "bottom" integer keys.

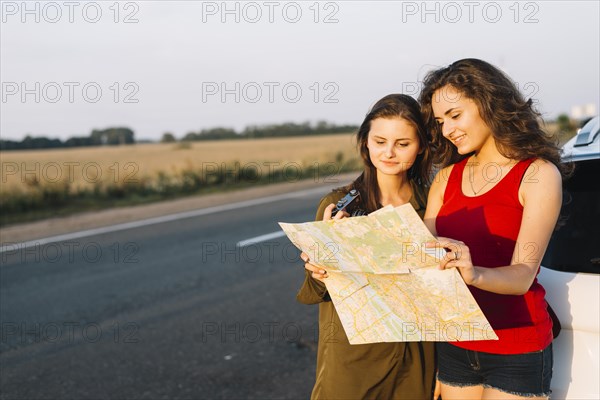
[{"left": 436, "top": 342, "right": 553, "bottom": 397}]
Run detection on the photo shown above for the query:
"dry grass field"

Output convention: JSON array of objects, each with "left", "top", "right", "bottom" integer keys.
[
  {"left": 0, "top": 133, "right": 363, "bottom": 224},
  {"left": 1, "top": 133, "right": 360, "bottom": 193}
]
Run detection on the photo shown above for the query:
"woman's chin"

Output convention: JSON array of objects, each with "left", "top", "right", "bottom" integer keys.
[
  {"left": 455, "top": 145, "right": 472, "bottom": 155},
  {"left": 377, "top": 166, "right": 406, "bottom": 176}
]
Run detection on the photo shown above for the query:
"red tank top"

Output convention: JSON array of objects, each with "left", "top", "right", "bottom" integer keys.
[{"left": 436, "top": 157, "right": 553, "bottom": 354}]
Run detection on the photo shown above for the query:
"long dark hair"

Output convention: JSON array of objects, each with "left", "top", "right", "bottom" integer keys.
[
  {"left": 418, "top": 58, "right": 570, "bottom": 177},
  {"left": 337, "top": 94, "right": 432, "bottom": 213}
]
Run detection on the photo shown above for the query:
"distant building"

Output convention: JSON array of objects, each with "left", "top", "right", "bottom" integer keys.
[{"left": 571, "top": 104, "right": 598, "bottom": 120}]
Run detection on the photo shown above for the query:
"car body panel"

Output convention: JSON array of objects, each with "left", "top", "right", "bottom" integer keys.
[
  {"left": 537, "top": 116, "right": 600, "bottom": 399},
  {"left": 537, "top": 267, "right": 600, "bottom": 399},
  {"left": 562, "top": 116, "right": 600, "bottom": 162}
]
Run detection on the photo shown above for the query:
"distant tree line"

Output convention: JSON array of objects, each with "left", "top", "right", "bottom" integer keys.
[
  {"left": 163, "top": 121, "right": 358, "bottom": 142},
  {"left": 1, "top": 128, "right": 135, "bottom": 151},
  {"left": 1, "top": 121, "right": 358, "bottom": 151}
]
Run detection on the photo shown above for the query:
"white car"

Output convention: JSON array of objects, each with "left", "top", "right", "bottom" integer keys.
[{"left": 538, "top": 116, "right": 600, "bottom": 399}]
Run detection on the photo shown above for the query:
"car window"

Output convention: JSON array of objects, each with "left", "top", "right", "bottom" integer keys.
[{"left": 542, "top": 158, "right": 600, "bottom": 274}]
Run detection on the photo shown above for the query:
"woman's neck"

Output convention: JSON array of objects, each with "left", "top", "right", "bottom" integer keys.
[
  {"left": 376, "top": 171, "right": 412, "bottom": 207},
  {"left": 471, "top": 138, "right": 514, "bottom": 166}
]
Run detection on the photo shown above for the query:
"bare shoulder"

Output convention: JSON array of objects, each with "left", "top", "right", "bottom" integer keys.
[
  {"left": 430, "top": 164, "right": 455, "bottom": 199},
  {"left": 523, "top": 159, "right": 561, "bottom": 187},
  {"left": 424, "top": 164, "right": 455, "bottom": 235},
  {"left": 520, "top": 159, "right": 562, "bottom": 204}
]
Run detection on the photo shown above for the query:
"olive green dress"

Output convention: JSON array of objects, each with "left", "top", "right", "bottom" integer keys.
[{"left": 297, "top": 183, "right": 435, "bottom": 400}]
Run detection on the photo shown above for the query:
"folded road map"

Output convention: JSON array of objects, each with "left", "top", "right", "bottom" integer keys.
[{"left": 279, "top": 204, "right": 498, "bottom": 344}]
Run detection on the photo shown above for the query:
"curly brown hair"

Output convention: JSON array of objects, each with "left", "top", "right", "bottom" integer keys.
[{"left": 418, "top": 58, "right": 571, "bottom": 177}]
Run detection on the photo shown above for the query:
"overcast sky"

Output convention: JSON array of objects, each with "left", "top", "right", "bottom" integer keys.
[{"left": 1, "top": 0, "right": 599, "bottom": 141}]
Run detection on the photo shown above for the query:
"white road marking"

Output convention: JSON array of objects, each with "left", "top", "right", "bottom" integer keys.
[
  {"left": 0, "top": 185, "right": 335, "bottom": 254},
  {"left": 236, "top": 231, "right": 286, "bottom": 247}
]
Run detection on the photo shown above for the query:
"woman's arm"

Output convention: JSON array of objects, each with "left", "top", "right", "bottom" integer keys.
[
  {"left": 434, "top": 160, "right": 562, "bottom": 295},
  {"left": 423, "top": 165, "right": 453, "bottom": 236}
]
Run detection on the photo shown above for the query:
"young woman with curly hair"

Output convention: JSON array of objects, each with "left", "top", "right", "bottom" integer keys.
[{"left": 419, "top": 58, "right": 569, "bottom": 400}]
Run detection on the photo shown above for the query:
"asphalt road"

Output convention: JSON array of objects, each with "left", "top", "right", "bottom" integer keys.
[{"left": 0, "top": 185, "right": 342, "bottom": 399}]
